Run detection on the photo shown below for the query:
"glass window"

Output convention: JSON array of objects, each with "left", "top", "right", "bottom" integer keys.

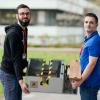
[
  {"left": 0, "top": 9, "right": 38, "bottom": 25},
  {"left": 56, "top": 12, "right": 82, "bottom": 26},
  {"left": 30, "top": 10, "right": 38, "bottom": 25},
  {"left": 45, "top": 10, "right": 57, "bottom": 26},
  {"left": 0, "top": 9, "right": 16, "bottom": 25}
]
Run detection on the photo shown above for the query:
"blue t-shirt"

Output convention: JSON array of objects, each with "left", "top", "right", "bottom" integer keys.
[{"left": 80, "top": 31, "right": 100, "bottom": 88}]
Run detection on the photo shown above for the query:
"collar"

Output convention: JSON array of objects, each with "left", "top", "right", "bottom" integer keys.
[{"left": 84, "top": 31, "right": 98, "bottom": 42}]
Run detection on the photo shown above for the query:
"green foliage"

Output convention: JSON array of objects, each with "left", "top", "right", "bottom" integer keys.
[
  {"left": 90, "top": 0, "right": 100, "bottom": 6},
  {"left": 28, "top": 51, "right": 79, "bottom": 64},
  {"left": 0, "top": 83, "right": 3, "bottom": 96},
  {"left": 0, "top": 49, "right": 3, "bottom": 61}
]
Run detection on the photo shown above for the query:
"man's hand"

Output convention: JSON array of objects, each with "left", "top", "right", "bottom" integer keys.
[
  {"left": 70, "top": 79, "right": 83, "bottom": 89},
  {"left": 19, "top": 80, "right": 30, "bottom": 94}
]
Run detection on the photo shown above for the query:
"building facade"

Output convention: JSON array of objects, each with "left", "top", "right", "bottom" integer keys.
[{"left": 0, "top": 0, "right": 100, "bottom": 46}]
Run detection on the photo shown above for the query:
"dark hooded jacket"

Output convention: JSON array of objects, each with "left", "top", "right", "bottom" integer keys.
[{"left": 1, "top": 23, "right": 28, "bottom": 80}]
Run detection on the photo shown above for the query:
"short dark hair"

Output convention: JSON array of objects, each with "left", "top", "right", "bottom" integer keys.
[
  {"left": 16, "top": 4, "right": 30, "bottom": 13},
  {"left": 84, "top": 13, "right": 98, "bottom": 24}
]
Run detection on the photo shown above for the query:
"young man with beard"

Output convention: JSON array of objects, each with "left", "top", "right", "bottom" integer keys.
[
  {"left": 71, "top": 13, "right": 100, "bottom": 100},
  {"left": 0, "top": 4, "right": 31, "bottom": 100}
]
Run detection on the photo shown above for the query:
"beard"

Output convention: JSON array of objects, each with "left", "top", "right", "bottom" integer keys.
[{"left": 19, "top": 19, "right": 30, "bottom": 27}]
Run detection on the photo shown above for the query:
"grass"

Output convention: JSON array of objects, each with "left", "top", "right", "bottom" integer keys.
[
  {"left": 28, "top": 51, "right": 79, "bottom": 64},
  {"left": 0, "top": 48, "right": 80, "bottom": 96},
  {"left": 0, "top": 83, "right": 3, "bottom": 96}
]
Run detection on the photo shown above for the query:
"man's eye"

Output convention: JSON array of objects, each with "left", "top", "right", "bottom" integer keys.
[
  {"left": 85, "top": 21, "right": 88, "bottom": 23},
  {"left": 18, "top": 12, "right": 30, "bottom": 16},
  {"left": 90, "top": 22, "right": 94, "bottom": 24}
]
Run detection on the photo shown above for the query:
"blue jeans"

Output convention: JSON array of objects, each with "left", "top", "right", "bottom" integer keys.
[
  {"left": 0, "top": 69, "right": 22, "bottom": 100},
  {"left": 80, "top": 86, "right": 99, "bottom": 100}
]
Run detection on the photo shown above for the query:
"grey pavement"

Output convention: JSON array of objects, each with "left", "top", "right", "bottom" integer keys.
[
  {"left": 22, "top": 90, "right": 100, "bottom": 100},
  {"left": 1, "top": 92, "right": 80, "bottom": 100},
  {"left": 22, "top": 92, "right": 80, "bottom": 100},
  {"left": 1, "top": 89, "right": 100, "bottom": 100},
  {"left": 1, "top": 93, "right": 80, "bottom": 100}
]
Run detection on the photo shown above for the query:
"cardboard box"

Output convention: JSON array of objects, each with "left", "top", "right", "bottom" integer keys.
[{"left": 68, "top": 60, "right": 81, "bottom": 81}]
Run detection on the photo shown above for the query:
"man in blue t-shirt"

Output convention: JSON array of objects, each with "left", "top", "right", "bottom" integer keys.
[{"left": 71, "top": 13, "right": 100, "bottom": 100}]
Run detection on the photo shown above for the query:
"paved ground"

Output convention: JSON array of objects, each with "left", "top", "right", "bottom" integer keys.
[
  {"left": 22, "top": 92, "right": 80, "bottom": 100},
  {"left": 1, "top": 91, "right": 100, "bottom": 100},
  {"left": 22, "top": 91, "right": 100, "bottom": 100},
  {"left": 0, "top": 92, "right": 80, "bottom": 100}
]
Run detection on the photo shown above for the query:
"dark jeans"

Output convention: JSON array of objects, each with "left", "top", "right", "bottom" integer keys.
[
  {"left": 0, "top": 69, "right": 22, "bottom": 100},
  {"left": 80, "top": 86, "right": 99, "bottom": 100}
]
